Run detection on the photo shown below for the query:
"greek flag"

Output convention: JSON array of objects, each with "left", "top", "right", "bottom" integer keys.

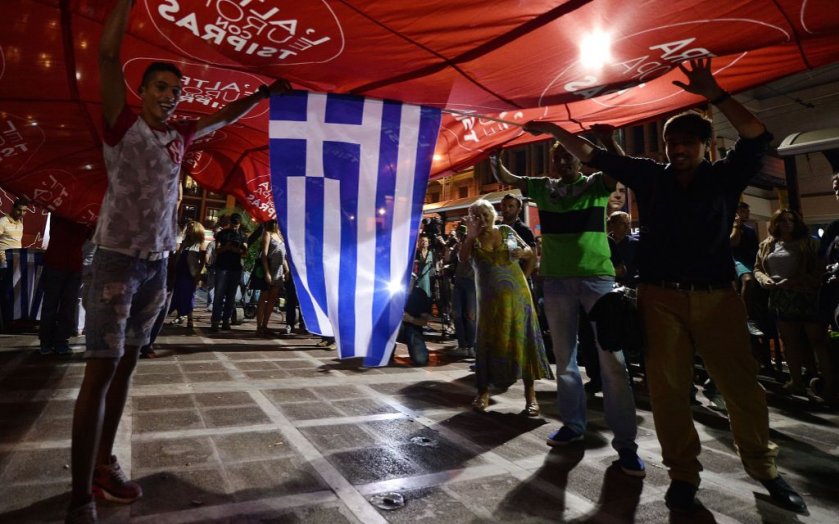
[
  {"left": 1, "top": 249, "right": 45, "bottom": 323},
  {"left": 269, "top": 91, "right": 441, "bottom": 367}
]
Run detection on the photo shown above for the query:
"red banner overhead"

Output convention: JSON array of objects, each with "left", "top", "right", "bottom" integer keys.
[{"left": 2, "top": 0, "right": 839, "bottom": 223}]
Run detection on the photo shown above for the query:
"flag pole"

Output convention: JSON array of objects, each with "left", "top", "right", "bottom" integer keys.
[{"left": 441, "top": 108, "right": 524, "bottom": 127}]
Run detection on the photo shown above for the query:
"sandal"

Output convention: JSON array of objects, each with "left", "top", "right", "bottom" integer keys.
[
  {"left": 471, "top": 394, "right": 489, "bottom": 412},
  {"left": 523, "top": 402, "right": 540, "bottom": 417}
]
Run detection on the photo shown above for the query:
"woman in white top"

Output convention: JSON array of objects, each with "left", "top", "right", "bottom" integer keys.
[{"left": 754, "top": 209, "right": 835, "bottom": 401}]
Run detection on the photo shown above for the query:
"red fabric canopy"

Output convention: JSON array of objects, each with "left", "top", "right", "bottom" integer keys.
[{"left": 2, "top": 0, "right": 839, "bottom": 223}]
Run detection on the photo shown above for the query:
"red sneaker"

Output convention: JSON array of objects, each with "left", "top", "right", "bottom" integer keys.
[{"left": 92, "top": 456, "right": 143, "bottom": 504}]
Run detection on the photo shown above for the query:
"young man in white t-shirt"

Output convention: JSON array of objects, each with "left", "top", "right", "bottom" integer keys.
[{"left": 66, "top": 2, "right": 292, "bottom": 522}]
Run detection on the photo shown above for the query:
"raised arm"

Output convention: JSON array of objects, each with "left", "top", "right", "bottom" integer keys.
[
  {"left": 99, "top": 0, "right": 134, "bottom": 127},
  {"left": 522, "top": 121, "right": 598, "bottom": 163},
  {"left": 194, "top": 78, "right": 292, "bottom": 139},
  {"left": 489, "top": 154, "right": 527, "bottom": 193},
  {"left": 591, "top": 124, "right": 624, "bottom": 156},
  {"left": 589, "top": 124, "right": 622, "bottom": 189},
  {"left": 459, "top": 215, "right": 481, "bottom": 265},
  {"left": 672, "top": 57, "right": 766, "bottom": 139}
]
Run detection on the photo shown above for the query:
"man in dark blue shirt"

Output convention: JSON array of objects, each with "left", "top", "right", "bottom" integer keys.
[
  {"left": 211, "top": 213, "right": 247, "bottom": 331},
  {"left": 522, "top": 58, "right": 806, "bottom": 516}
]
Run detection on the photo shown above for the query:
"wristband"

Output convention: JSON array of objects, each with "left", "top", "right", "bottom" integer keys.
[
  {"left": 709, "top": 91, "right": 731, "bottom": 105},
  {"left": 257, "top": 84, "right": 270, "bottom": 99}
]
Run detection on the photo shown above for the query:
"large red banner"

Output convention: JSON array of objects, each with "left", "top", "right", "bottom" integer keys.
[{"left": 2, "top": 0, "right": 839, "bottom": 223}]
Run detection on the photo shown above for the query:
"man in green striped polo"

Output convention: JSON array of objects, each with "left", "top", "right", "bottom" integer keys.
[{"left": 491, "top": 140, "right": 643, "bottom": 477}]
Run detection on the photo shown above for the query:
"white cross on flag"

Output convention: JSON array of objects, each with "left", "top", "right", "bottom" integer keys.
[{"left": 269, "top": 91, "right": 442, "bottom": 367}]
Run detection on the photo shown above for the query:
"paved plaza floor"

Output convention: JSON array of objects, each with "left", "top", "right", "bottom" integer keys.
[{"left": 1, "top": 311, "right": 837, "bottom": 523}]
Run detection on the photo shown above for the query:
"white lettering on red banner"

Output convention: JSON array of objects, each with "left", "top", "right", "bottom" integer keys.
[
  {"left": 563, "top": 38, "right": 714, "bottom": 99},
  {"left": 146, "top": 0, "right": 344, "bottom": 67},
  {"left": 0, "top": 115, "right": 45, "bottom": 175}
]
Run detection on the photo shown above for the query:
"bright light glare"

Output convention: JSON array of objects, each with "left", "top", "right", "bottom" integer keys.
[
  {"left": 378, "top": 207, "right": 386, "bottom": 216},
  {"left": 432, "top": 154, "right": 443, "bottom": 162},
  {"left": 579, "top": 30, "right": 612, "bottom": 69},
  {"left": 387, "top": 279, "right": 404, "bottom": 296}
]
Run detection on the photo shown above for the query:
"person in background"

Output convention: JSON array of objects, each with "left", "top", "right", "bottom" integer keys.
[
  {"left": 397, "top": 286, "right": 434, "bottom": 366},
  {"left": 449, "top": 224, "right": 477, "bottom": 358},
  {"left": 0, "top": 197, "right": 32, "bottom": 326},
  {"left": 0, "top": 197, "right": 31, "bottom": 268},
  {"left": 754, "top": 209, "right": 836, "bottom": 402},
  {"left": 608, "top": 211, "right": 639, "bottom": 287},
  {"left": 731, "top": 201, "right": 761, "bottom": 322},
  {"left": 255, "top": 220, "right": 288, "bottom": 336},
  {"left": 203, "top": 216, "right": 226, "bottom": 311},
  {"left": 211, "top": 213, "right": 247, "bottom": 331},
  {"left": 460, "top": 199, "right": 553, "bottom": 415},
  {"left": 499, "top": 194, "right": 536, "bottom": 249},
  {"left": 608, "top": 182, "right": 628, "bottom": 215},
  {"left": 414, "top": 234, "right": 435, "bottom": 298},
  {"left": 169, "top": 220, "right": 206, "bottom": 329},
  {"left": 38, "top": 215, "right": 92, "bottom": 355}
]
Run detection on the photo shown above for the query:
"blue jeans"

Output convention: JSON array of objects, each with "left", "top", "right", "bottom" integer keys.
[
  {"left": 542, "top": 276, "right": 637, "bottom": 452},
  {"left": 205, "top": 267, "right": 216, "bottom": 308},
  {"left": 211, "top": 269, "right": 241, "bottom": 325},
  {"left": 451, "top": 276, "right": 476, "bottom": 349},
  {"left": 400, "top": 323, "right": 429, "bottom": 366}
]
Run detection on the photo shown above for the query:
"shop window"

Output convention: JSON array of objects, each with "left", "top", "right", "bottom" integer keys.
[{"left": 205, "top": 207, "right": 220, "bottom": 223}]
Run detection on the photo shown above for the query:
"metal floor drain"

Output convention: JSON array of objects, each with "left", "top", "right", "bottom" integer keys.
[
  {"left": 369, "top": 492, "right": 405, "bottom": 510},
  {"left": 410, "top": 435, "right": 437, "bottom": 447}
]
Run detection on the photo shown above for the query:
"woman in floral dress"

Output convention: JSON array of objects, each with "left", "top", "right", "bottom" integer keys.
[{"left": 460, "top": 199, "right": 554, "bottom": 415}]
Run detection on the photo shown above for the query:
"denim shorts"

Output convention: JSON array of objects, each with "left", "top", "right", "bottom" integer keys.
[{"left": 83, "top": 249, "right": 167, "bottom": 359}]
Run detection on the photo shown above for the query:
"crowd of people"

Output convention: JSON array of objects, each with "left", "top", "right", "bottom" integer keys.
[
  {"left": 2, "top": 2, "right": 837, "bottom": 522},
  {"left": 391, "top": 58, "right": 839, "bottom": 518}
]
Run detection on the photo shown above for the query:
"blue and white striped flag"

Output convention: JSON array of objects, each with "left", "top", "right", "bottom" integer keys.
[
  {"left": 1, "top": 248, "right": 45, "bottom": 323},
  {"left": 269, "top": 91, "right": 442, "bottom": 367}
]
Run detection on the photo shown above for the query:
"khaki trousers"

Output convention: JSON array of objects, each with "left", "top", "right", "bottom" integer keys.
[{"left": 638, "top": 284, "right": 779, "bottom": 486}]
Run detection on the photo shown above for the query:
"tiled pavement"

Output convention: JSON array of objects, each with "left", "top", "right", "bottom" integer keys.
[{"left": 1, "top": 312, "right": 838, "bottom": 523}]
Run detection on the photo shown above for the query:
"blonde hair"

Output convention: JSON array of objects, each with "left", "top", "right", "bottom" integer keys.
[
  {"left": 469, "top": 199, "right": 497, "bottom": 224},
  {"left": 184, "top": 220, "right": 205, "bottom": 245}
]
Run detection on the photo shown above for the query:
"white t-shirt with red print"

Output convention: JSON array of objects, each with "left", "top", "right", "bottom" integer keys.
[{"left": 93, "top": 106, "right": 196, "bottom": 252}]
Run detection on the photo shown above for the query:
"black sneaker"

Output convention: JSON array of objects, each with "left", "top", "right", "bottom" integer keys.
[
  {"left": 54, "top": 342, "right": 73, "bottom": 355},
  {"left": 546, "top": 426, "right": 584, "bottom": 447},
  {"left": 210, "top": 324, "right": 219, "bottom": 333},
  {"left": 760, "top": 475, "right": 808, "bottom": 514},
  {"left": 615, "top": 448, "right": 646, "bottom": 478},
  {"left": 221, "top": 322, "right": 232, "bottom": 331},
  {"left": 665, "top": 480, "right": 703, "bottom": 514}
]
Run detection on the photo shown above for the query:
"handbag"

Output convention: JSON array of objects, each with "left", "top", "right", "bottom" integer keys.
[
  {"left": 588, "top": 286, "right": 643, "bottom": 354},
  {"left": 187, "top": 250, "right": 202, "bottom": 278}
]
